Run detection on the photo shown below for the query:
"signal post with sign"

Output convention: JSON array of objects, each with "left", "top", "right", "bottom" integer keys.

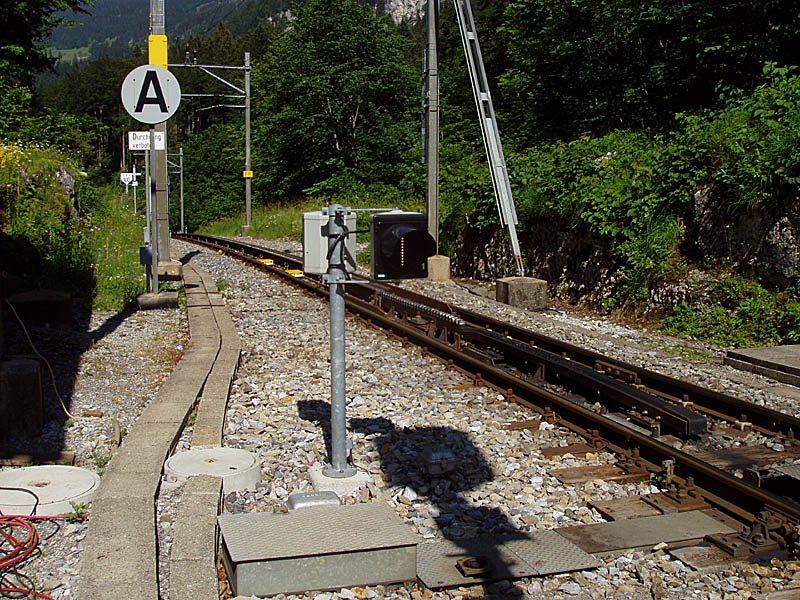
[{"left": 120, "top": 63, "right": 181, "bottom": 294}]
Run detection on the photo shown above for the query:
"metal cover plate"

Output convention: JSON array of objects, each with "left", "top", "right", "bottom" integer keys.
[
  {"left": 498, "top": 531, "right": 601, "bottom": 576},
  {"left": 556, "top": 511, "right": 736, "bottom": 554},
  {"left": 218, "top": 503, "right": 418, "bottom": 563},
  {"left": 416, "top": 532, "right": 599, "bottom": 589}
]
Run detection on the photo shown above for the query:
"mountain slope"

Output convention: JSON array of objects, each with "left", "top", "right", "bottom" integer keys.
[
  {"left": 51, "top": 0, "right": 424, "bottom": 54},
  {"left": 51, "top": 0, "right": 290, "bottom": 52}
]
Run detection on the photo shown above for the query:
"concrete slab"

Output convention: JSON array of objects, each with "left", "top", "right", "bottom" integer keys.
[
  {"left": 308, "top": 464, "right": 371, "bottom": 497},
  {"left": 218, "top": 503, "right": 418, "bottom": 597},
  {"left": 79, "top": 496, "right": 158, "bottom": 600},
  {"left": 137, "top": 291, "right": 179, "bottom": 310},
  {"left": 725, "top": 345, "right": 800, "bottom": 386},
  {"left": 0, "top": 466, "right": 100, "bottom": 515},
  {"left": 165, "top": 448, "right": 260, "bottom": 493},
  {"left": 496, "top": 277, "right": 548, "bottom": 311}
]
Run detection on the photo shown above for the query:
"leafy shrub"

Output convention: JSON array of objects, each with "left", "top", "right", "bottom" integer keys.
[
  {"left": 680, "top": 64, "right": 800, "bottom": 212},
  {"left": 663, "top": 275, "right": 800, "bottom": 347},
  {"left": 510, "top": 130, "right": 699, "bottom": 302}
]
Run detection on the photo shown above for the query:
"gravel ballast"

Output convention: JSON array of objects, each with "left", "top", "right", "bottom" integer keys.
[{"left": 5, "top": 238, "right": 800, "bottom": 599}]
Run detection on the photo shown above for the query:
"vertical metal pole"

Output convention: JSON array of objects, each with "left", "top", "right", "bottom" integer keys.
[
  {"left": 323, "top": 205, "right": 356, "bottom": 478},
  {"left": 133, "top": 164, "right": 138, "bottom": 215},
  {"left": 425, "top": 0, "right": 440, "bottom": 251},
  {"left": 244, "top": 52, "right": 252, "bottom": 230},
  {"left": 179, "top": 147, "right": 184, "bottom": 233},
  {"left": 150, "top": 0, "right": 170, "bottom": 262},
  {"left": 150, "top": 127, "right": 159, "bottom": 294}
]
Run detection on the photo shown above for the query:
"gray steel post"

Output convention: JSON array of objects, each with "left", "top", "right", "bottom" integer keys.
[
  {"left": 425, "top": 0, "right": 440, "bottom": 250},
  {"left": 244, "top": 52, "right": 252, "bottom": 229},
  {"left": 323, "top": 205, "right": 356, "bottom": 478},
  {"left": 179, "top": 147, "right": 184, "bottom": 233},
  {"left": 150, "top": 127, "right": 159, "bottom": 294},
  {"left": 151, "top": 0, "right": 171, "bottom": 261}
]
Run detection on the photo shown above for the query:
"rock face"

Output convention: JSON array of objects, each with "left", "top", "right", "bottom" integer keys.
[
  {"left": 452, "top": 185, "right": 800, "bottom": 305},
  {"left": 451, "top": 223, "right": 618, "bottom": 305},
  {"left": 689, "top": 184, "right": 800, "bottom": 289},
  {"left": 381, "top": 0, "right": 424, "bottom": 21}
]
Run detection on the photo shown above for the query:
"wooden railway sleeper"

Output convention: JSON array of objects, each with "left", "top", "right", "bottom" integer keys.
[{"left": 707, "top": 510, "right": 799, "bottom": 559}]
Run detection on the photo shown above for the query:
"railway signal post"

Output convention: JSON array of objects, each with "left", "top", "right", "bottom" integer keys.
[
  {"left": 322, "top": 204, "right": 358, "bottom": 478},
  {"left": 121, "top": 64, "right": 181, "bottom": 294}
]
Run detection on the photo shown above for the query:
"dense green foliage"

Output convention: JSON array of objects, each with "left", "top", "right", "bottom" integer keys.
[
  {"left": 252, "top": 0, "right": 417, "bottom": 199},
  {"left": 664, "top": 275, "right": 800, "bottom": 347},
  {"left": 500, "top": 0, "right": 800, "bottom": 144},
  {"left": 0, "top": 144, "right": 144, "bottom": 308},
  {"left": 179, "top": 123, "right": 245, "bottom": 232}
]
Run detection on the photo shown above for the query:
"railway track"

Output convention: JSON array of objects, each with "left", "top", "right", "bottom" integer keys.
[{"left": 177, "top": 233, "right": 800, "bottom": 561}]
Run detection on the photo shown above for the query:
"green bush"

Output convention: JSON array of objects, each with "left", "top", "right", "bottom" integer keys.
[
  {"left": 663, "top": 275, "right": 800, "bottom": 347},
  {"left": 680, "top": 64, "right": 800, "bottom": 212},
  {"left": 1, "top": 145, "right": 144, "bottom": 308},
  {"left": 510, "top": 130, "right": 699, "bottom": 302}
]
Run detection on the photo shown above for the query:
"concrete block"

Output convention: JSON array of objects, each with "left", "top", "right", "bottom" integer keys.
[
  {"left": 218, "top": 503, "right": 418, "bottom": 597},
  {"left": 427, "top": 255, "right": 451, "bottom": 282},
  {"left": 158, "top": 260, "right": 183, "bottom": 281},
  {"left": 496, "top": 276, "right": 548, "bottom": 311},
  {"left": 0, "top": 358, "right": 43, "bottom": 438},
  {"left": 137, "top": 292, "right": 179, "bottom": 310}
]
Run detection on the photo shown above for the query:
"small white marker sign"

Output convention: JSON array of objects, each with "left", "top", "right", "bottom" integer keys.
[
  {"left": 120, "top": 65, "right": 181, "bottom": 124},
  {"left": 120, "top": 172, "right": 134, "bottom": 185},
  {"left": 128, "top": 131, "right": 165, "bottom": 151}
]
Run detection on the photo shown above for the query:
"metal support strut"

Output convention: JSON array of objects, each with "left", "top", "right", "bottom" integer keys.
[{"left": 454, "top": 0, "right": 524, "bottom": 276}]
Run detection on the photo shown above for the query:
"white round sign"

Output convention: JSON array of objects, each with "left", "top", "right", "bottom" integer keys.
[{"left": 120, "top": 65, "right": 181, "bottom": 124}]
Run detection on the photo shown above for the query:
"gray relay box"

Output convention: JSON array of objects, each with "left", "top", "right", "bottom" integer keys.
[{"left": 303, "top": 210, "right": 357, "bottom": 275}]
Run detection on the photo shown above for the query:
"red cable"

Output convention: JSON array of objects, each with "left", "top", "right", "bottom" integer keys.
[{"left": 0, "top": 515, "right": 80, "bottom": 600}]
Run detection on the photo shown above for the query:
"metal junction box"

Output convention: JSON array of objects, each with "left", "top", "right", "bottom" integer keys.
[{"left": 303, "top": 210, "right": 357, "bottom": 275}]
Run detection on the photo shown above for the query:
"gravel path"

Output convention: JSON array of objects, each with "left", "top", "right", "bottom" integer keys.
[{"left": 6, "top": 237, "right": 800, "bottom": 599}]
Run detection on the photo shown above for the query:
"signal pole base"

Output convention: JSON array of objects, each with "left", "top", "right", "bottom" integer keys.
[
  {"left": 310, "top": 464, "right": 370, "bottom": 497},
  {"left": 427, "top": 255, "right": 451, "bottom": 281},
  {"left": 240, "top": 224, "right": 251, "bottom": 236}
]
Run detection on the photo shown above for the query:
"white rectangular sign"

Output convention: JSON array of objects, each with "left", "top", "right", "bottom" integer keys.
[{"left": 128, "top": 131, "right": 165, "bottom": 151}]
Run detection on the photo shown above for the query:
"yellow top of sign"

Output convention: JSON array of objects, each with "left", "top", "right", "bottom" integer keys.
[
  {"left": 149, "top": 35, "right": 168, "bottom": 69},
  {"left": 243, "top": 170, "right": 254, "bottom": 179}
]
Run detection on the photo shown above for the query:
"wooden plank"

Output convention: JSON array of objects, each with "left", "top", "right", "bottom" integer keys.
[{"left": 549, "top": 465, "right": 649, "bottom": 485}]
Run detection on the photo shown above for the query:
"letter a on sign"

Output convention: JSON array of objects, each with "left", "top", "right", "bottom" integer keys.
[
  {"left": 121, "top": 64, "right": 181, "bottom": 125},
  {"left": 134, "top": 70, "right": 168, "bottom": 113}
]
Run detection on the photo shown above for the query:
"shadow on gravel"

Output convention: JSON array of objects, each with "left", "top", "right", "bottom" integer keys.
[
  {"left": 298, "top": 399, "right": 530, "bottom": 598},
  {"left": 0, "top": 232, "right": 133, "bottom": 461}
]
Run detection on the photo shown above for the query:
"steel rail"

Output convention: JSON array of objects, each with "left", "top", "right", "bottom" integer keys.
[{"left": 176, "top": 234, "right": 800, "bottom": 528}]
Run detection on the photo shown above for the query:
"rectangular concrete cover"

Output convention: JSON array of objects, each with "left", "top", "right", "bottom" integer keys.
[{"left": 218, "top": 503, "right": 419, "bottom": 597}]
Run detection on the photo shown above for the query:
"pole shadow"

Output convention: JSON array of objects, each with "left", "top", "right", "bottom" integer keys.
[{"left": 297, "top": 399, "right": 531, "bottom": 597}]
